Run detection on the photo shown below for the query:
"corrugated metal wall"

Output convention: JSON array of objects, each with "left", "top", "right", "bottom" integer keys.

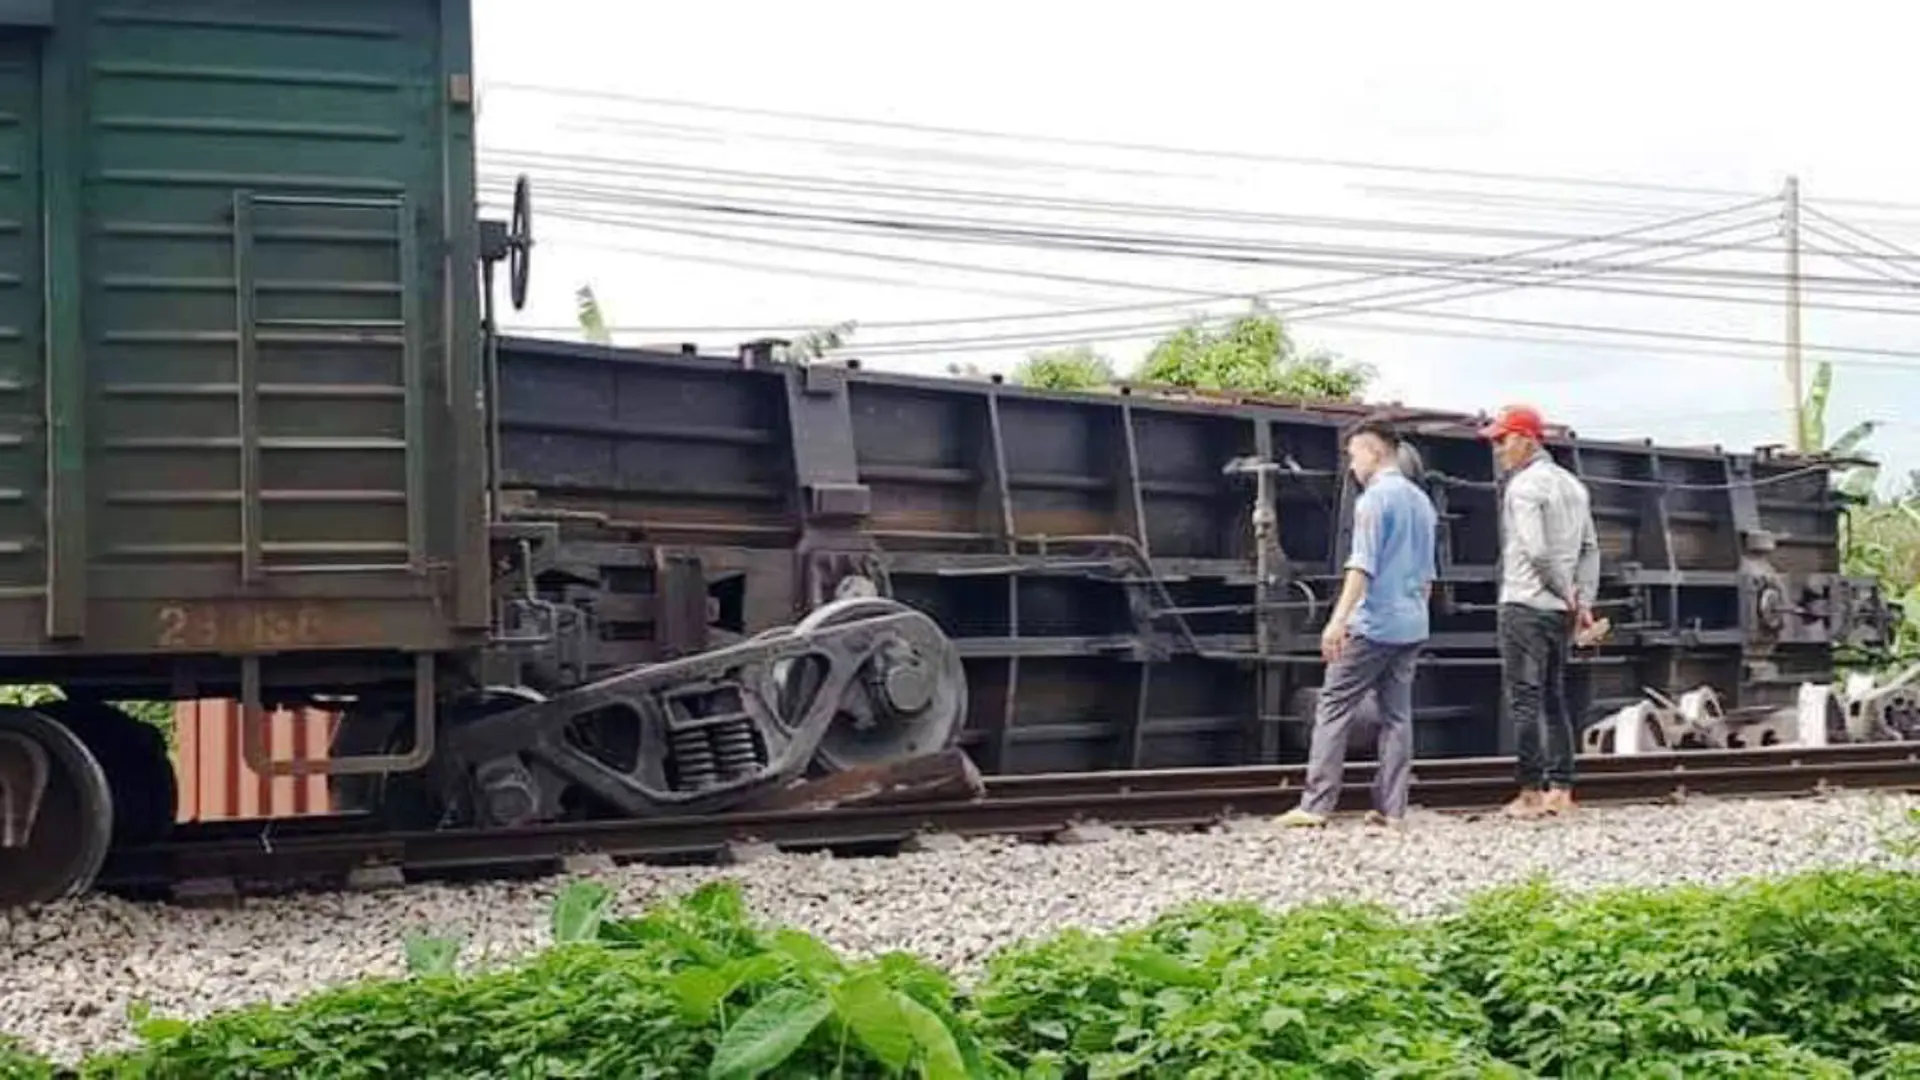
[{"left": 171, "top": 700, "right": 337, "bottom": 822}]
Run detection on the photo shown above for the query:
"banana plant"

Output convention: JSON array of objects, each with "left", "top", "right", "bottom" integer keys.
[
  {"left": 575, "top": 284, "right": 612, "bottom": 345},
  {"left": 1802, "top": 359, "right": 1880, "bottom": 498},
  {"left": 771, "top": 320, "right": 857, "bottom": 366}
]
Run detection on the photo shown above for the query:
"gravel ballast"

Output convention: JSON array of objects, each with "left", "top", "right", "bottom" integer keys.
[{"left": 3, "top": 790, "right": 1916, "bottom": 1064}]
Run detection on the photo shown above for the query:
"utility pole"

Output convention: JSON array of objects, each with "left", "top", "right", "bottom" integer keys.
[{"left": 1784, "top": 175, "right": 1806, "bottom": 451}]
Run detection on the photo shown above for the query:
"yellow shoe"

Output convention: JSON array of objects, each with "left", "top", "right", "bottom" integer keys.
[{"left": 1274, "top": 807, "right": 1328, "bottom": 828}]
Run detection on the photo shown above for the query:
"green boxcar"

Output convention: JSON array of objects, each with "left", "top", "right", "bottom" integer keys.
[{"left": 0, "top": 0, "right": 484, "bottom": 677}]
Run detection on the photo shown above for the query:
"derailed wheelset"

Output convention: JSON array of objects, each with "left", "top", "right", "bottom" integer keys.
[{"left": 336, "top": 596, "right": 970, "bottom": 831}]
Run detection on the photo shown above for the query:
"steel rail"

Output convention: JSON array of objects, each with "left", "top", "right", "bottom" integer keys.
[{"left": 98, "top": 743, "right": 1920, "bottom": 897}]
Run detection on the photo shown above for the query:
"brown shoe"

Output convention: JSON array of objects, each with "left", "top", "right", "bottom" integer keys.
[
  {"left": 1362, "top": 810, "right": 1404, "bottom": 830},
  {"left": 1540, "top": 787, "right": 1577, "bottom": 816},
  {"left": 1501, "top": 789, "right": 1544, "bottom": 819}
]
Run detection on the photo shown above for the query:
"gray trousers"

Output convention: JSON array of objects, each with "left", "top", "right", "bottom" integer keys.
[{"left": 1299, "top": 635, "right": 1421, "bottom": 817}]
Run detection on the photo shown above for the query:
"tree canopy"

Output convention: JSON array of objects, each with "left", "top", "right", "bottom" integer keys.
[
  {"left": 1008, "top": 303, "right": 1371, "bottom": 402},
  {"left": 1136, "top": 304, "right": 1371, "bottom": 400},
  {"left": 1010, "top": 345, "right": 1117, "bottom": 392}
]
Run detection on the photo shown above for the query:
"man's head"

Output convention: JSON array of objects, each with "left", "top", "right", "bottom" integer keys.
[
  {"left": 1479, "top": 404, "right": 1547, "bottom": 472},
  {"left": 1343, "top": 419, "right": 1402, "bottom": 485}
]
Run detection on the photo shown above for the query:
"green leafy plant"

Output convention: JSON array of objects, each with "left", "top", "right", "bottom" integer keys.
[
  {"left": 575, "top": 284, "right": 612, "bottom": 345},
  {"left": 972, "top": 900, "right": 1510, "bottom": 1078},
  {"left": 1437, "top": 868, "right": 1920, "bottom": 1075},
  {"left": 88, "top": 879, "right": 991, "bottom": 1080},
  {"left": 40, "top": 866, "right": 1920, "bottom": 1078},
  {"left": 403, "top": 933, "right": 463, "bottom": 978},
  {"left": 0, "top": 686, "right": 175, "bottom": 747},
  {"left": 596, "top": 881, "right": 985, "bottom": 1079},
  {"left": 772, "top": 321, "right": 858, "bottom": 366},
  {"left": 0, "top": 1036, "right": 54, "bottom": 1080},
  {"left": 1011, "top": 346, "right": 1117, "bottom": 393},
  {"left": 1134, "top": 301, "right": 1372, "bottom": 402}
]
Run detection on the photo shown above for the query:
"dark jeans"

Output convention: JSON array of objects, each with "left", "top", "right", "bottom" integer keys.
[
  {"left": 1299, "top": 635, "right": 1421, "bottom": 817},
  {"left": 1500, "top": 603, "right": 1575, "bottom": 789}
]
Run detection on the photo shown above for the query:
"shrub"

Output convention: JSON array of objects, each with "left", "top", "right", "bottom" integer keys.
[
  {"left": 83, "top": 880, "right": 988, "bottom": 1080},
  {"left": 1436, "top": 868, "right": 1920, "bottom": 1075},
  {"left": 0, "top": 1037, "right": 53, "bottom": 1080},
  {"left": 10, "top": 866, "right": 1920, "bottom": 1078},
  {"left": 971, "top": 900, "right": 1511, "bottom": 1078}
]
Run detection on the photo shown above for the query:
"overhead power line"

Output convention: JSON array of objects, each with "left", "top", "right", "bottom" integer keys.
[
  {"left": 486, "top": 179, "right": 1920, "bottom": 301},
  {"left": 482, "top": 81, "right": 1763, "bottom": 199},
  {"left": 516, "top": 198, "right": 1809, "bottom": 332},
  {"left": 1800, "top": 203, "right": 1920, "bottom": 280},
  {"left": 483, "top": 170, "right": 1792, "bottom": 266},
  {"left": 479, "top": 148, "right": 1780, "bottom": 247},
  {"left": 507, "top": 189, "right": 1920, "bottom": 306},
  {"left": 809, "top": 304, "right": 1920, "bottom": 363}
]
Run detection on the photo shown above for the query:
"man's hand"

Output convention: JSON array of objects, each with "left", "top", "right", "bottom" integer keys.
[
  {"left": 1569, "top": 588, "right": 1592, "bottom": 634},
  {"left": 1321, "top": 617, "right": 1349, "bottom": 662}
]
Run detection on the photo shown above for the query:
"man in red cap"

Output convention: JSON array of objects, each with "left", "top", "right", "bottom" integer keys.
[{"left": 1480, "top": 404, "right": 1599, "bottom": 818}]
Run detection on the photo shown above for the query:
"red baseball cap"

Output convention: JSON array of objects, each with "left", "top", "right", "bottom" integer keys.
[{"left": 1478, "top": 404, "right": 1546, "bottom": 442}]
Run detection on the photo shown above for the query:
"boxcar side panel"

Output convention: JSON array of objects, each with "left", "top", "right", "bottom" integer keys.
[{"left": 0, "top": 0, "right": 481, "bottom": 662}]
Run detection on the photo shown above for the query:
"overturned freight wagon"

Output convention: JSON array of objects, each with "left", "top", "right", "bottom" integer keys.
[{"left": 494, "top": 335, "right": 1896, "bottom": 773}]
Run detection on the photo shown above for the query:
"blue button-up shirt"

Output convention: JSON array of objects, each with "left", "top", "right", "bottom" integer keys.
[{"left": 1345, "top": 467, "right": 1439, "bottom": 645}]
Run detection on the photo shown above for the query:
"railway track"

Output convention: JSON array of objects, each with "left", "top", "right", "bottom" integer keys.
[{"left": 98, "top": 743, "right": 1920, "bottom": 901}]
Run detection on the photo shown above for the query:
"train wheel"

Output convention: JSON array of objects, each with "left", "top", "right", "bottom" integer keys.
[
  {"left": 0, "top": 706, "right": 114, "bottom": 906},
  {"left": 35, "top": 700, "right": 177, "bottom": 847},
  {"left": 777, "top": 596, "right": 968, "bottom": 773}
]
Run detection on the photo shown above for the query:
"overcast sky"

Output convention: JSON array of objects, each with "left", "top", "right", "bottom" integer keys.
[{"left": 470, "top": 0, "right": 1920, "bottom": 485}]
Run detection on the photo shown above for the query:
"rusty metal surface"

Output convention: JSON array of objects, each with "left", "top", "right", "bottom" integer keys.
[
  {"left": 97, "top": 743, "right": 1920, "bottom": 895},
  {"left": 749, "top": 749, "right": 984, "bottom": 811},
  {"left": 491, "top": 336, "right": 1890, "bottom": 777}
]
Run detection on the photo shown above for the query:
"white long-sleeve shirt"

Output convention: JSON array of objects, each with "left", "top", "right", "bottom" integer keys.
[{"left": 1498, "top": 451, "right": 1600, "bottom": 612}]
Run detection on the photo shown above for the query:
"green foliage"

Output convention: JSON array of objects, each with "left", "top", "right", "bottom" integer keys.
[
  {"left": 1847, "top": 496, "right": 1920, "bottom": 659},
  {"left": 24, "top": 867, "right": 1920, "bottom": 1078},
  {"left": 1134, "top": 303, "right": 1372, "bottom": 401},
  {"left": 0, "top": 684, "right": 62, "bottom": 709},
  {"left": 1436, "top": 868, "right": 1920, "bottom": 1076},
  {"left": 971, "top": 900, "right": 1509, "bottom": 1078},
  {"left": 86, "top": 879, "right": 989, "bottom": 1080},
  {"left": 1804, "top": 358, "right": 1920, "bottom": 665},
  {"left": 772, "top": 321, "right": 858, "bottom": 366},
  {"left": 1011, "top": 346, "right": 1117, "bottom": 393},
  {"left": 1804, "top": 360, "right": 1881, "bottom": 496},
  {"left": 0, "top": 687, "right": 175, "bottom": 747},
  {"left": 575, "top": 284, "right": 611, "bottom": 345},
  {"left": 0, "top": 1036, "right": 53, "bottom": 1080},
  {"left": 402, "top": 933, "right": 463, "bottom": 979}
]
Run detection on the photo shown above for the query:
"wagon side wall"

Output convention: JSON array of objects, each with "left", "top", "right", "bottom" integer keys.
[{"left": 0, "top": 0, "right": 484, "bottom": 677}]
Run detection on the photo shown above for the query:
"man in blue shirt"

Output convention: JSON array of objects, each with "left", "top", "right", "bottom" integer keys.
[{"left": 1277, "top": 419, "right": 1439, "bottom": 828}]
